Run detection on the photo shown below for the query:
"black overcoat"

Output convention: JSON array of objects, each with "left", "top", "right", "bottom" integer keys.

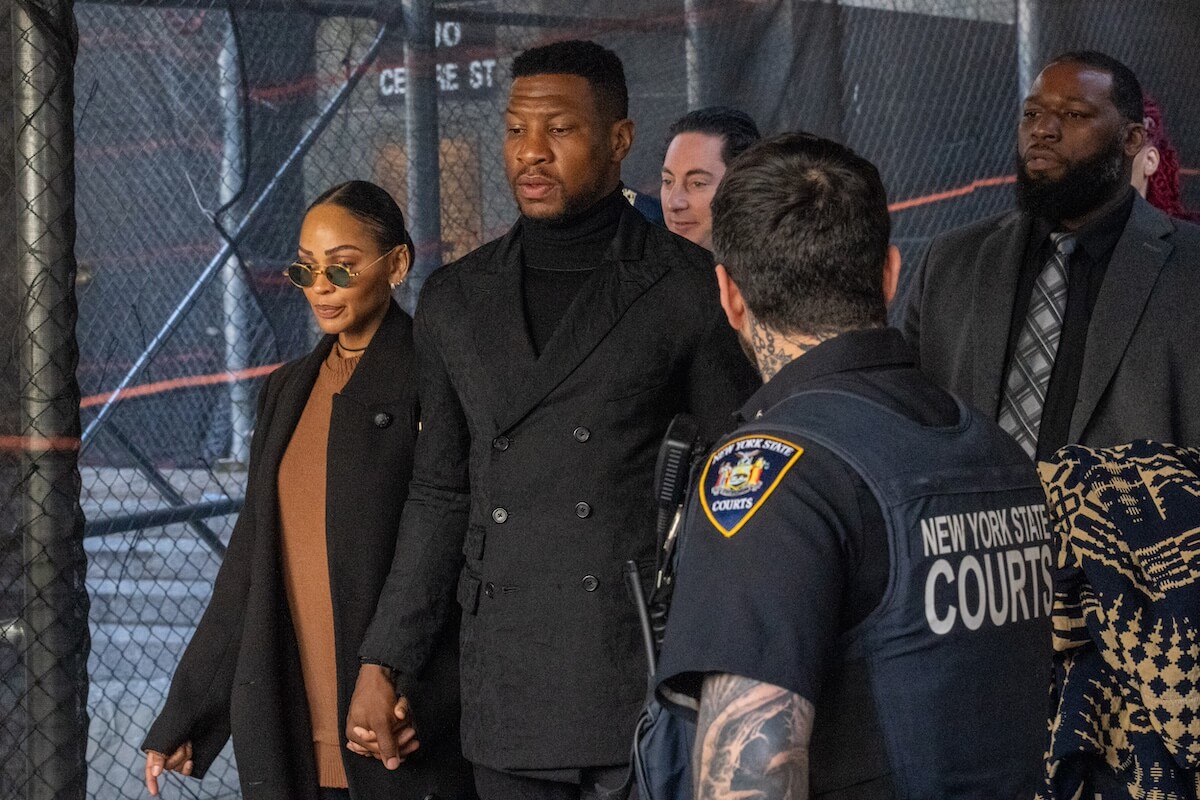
[
  {"left": 359, "top": 205, "right": 760, "bottom": 770},
  {"left": 143, "top": 303, "right": 473, "bottom": 800}
]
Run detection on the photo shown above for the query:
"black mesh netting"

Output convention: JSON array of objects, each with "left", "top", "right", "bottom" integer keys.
[{"left": 1, "top": 0, "right": 1197, "bottom": 797}]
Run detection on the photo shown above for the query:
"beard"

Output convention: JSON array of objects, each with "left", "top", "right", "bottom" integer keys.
[{"left": 1015, "top": 134, "right": 1127, "bottom": 222}]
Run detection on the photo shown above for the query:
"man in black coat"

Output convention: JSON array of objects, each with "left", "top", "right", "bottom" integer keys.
[{"left": 346, "top": 40, "right": 758, "bottom": 799}]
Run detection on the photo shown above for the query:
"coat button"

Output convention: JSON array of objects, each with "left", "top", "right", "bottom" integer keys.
[
  {"left": 575, "top": 501, "right": 591, "bottom": 519},
  {"left": 572, "top": 426, "right": 591, "bottom": 443},
  {"left": 484, "top": 582, "right": 495, "bottom": 598},
  {"left": 374, "top": 412, "right": 393, "bottom": 429},
  {"left": 492, "top": 507, "right": 508, "bottom": 524},
  {"left": 492, "top": 435, "right": 510, "bottom": 451},
  {"left": 581, "top": 575, "right": 599, "bottom": 592}
]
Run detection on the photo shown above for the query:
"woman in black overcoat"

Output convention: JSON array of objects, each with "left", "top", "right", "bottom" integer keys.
[{"left": 140, "top": 181, "right": 472, "bottom": 800}]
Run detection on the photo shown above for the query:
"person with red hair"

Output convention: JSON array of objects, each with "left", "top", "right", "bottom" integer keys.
[{"left": 1132, "top": 96, "right": 1200, "bottom": 222}]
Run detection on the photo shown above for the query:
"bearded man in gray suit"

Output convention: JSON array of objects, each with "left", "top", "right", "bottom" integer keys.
[{"left": 897, "top": 50, "right": 1200, "bottom": 460}]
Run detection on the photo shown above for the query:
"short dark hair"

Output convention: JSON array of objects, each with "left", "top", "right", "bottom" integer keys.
[
  {"left": 1046, "top": 50, "right": 1144, "bottom": 123},
  {"left": 512, "top": 39, "right": 628, "bottom": 121},
  {"left": 712, "top": 132, "right": 891, "bottom": 336},
  {"left": 666, "top": 106, "right": 761, "bottom": 165},
  {"left": 310, "top": 180, "right": 414, "bottom": 255}
]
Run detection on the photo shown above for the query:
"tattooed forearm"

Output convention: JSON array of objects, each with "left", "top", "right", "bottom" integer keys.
[
  {"left": 748, "top": 318, "right": 829, "bottom": 382},
  {"left": 693, "top": 673, "right": 815, "bottom": 800}
]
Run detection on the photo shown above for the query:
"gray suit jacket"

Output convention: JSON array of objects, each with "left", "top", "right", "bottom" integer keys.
[{"left": 896, "top": 194, "right": 1200, "bottom": 449}]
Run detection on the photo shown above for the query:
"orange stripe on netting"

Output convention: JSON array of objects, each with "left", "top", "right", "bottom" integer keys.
[
  {"left": 889, "top": 175, "right": 1017, "bottom": 213},
  {"left": 59, "top": 165, "right": 1200, "bottom": 416},
  {"left": 0, "top": 435, "right": 80, "bottom": 453},
  {"left": 1182, "top": 167, "right": 1200, "bottom": 177},
  {"left": 80, "top": 363, "right": 284, "bottom": 409}
]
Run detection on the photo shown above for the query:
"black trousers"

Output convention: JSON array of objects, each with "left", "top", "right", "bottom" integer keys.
[{"left": 473, "top": 764, "right": 633, "bottom": 800}]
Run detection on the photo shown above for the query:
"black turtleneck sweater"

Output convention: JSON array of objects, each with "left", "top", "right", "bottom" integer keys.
[{"left": 520, "top": 187, "right": 627, "bottom": 355}]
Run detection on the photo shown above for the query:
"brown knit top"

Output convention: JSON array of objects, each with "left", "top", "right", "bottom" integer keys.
[{"left": 277, "top": 345, "right": 361, "bottom": 789}]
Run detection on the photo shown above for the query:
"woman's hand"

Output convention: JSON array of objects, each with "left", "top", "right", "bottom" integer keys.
[{"left": 144, "top": 742, "right": 193, "bottom": 796}]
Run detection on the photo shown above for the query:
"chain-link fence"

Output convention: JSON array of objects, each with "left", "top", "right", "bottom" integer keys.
[{"left": 2, "top": 0, "right": 1198, "bottom": 797}]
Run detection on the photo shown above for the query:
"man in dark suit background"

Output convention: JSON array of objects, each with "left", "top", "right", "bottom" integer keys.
[
  {"left": 897, "top": 51, "right": 1200, "bottom": 459},
  {"left": 345, "top": 39, "right": 757, "bottom": 800},
  {"left": 660, "top": 106, "right": 761, "bottom": 251}
]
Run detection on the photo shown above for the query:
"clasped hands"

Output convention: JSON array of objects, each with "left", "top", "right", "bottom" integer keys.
[
  {"left": 344, "top": 663, "right": 421, "bottom": 769},
  {"left": 142, "top": 665, "right": 418, "bottom": 796}
]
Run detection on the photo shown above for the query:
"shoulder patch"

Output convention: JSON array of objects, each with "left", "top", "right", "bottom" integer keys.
[{"left": 700, "top": 434, "right": 804, "bottom": 537}]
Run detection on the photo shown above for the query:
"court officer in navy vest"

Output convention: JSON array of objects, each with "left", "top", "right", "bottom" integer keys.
[
  {"left": 655, "top": 133, "right": 1052, "bottom": 799},
  {"left": 344, "top": 40, "right": 759, "bottom": 800}
]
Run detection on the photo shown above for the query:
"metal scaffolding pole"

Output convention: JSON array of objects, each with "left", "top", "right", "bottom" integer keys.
[
  {"left": 399, "top": 0, "right": 442, "bottom": 309},
  {"left": 1016, "top": 0, "right": 1042, "bottom": 102},
  {"left": 12, "top": 1, "right": 90, "bottom": 798},
  {"left": 218, "top": 11, "right": 252, "bottom": 466},
  {"left": 97, "top": 423, "right": 228, "bottom": 555},
  {"left": 685, "top": 0, "right": 704, "bottom": 108}
]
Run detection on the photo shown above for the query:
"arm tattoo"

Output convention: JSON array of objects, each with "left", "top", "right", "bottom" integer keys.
[{"left": 694, "top": 673, "right": 815, "bottom": 800}]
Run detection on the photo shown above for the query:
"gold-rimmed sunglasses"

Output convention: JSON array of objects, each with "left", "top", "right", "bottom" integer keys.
[{"left": 284, "top": 246, "right": 396, "bottom": 289}]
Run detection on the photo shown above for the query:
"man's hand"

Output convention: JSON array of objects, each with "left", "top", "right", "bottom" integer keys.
[
  {"left": 144, "top": 742, "right": 193, "bottom": 796},
  {"left": 346, "top": 665, "right": 421, "bottom": 769},
  {"left": 347, "top": 696, "right": 420, "bottom": 761}
]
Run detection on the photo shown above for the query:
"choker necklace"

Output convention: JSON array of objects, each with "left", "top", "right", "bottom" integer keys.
[{"left": 337, "top": 341, "right": 367, "bottom": 353}]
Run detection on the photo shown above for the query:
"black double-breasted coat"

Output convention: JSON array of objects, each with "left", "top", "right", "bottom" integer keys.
[
  {"left": 143, "top": 304, "right": 473, "bottom": 800},
  {"left": 359, "top": 205, "right": 760, "bottom": 771}
]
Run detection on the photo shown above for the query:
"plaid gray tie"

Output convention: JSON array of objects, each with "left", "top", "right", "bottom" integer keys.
[{"left": 998, "top": 232, "right": 1076, "bottom": 458}]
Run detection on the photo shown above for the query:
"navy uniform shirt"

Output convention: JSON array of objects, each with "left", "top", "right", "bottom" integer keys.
[{"left": 656, "top": 327, "right": 959, "bottom": 706}]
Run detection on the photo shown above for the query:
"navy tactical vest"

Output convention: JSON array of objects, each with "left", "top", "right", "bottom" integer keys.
[{"left": 756, "top": 389, "right": 1051, "bottom": 799}]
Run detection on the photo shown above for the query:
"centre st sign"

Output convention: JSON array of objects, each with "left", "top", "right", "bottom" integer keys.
[{"left": 376, "top": 19, "right": 499, "bottom": 102}]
